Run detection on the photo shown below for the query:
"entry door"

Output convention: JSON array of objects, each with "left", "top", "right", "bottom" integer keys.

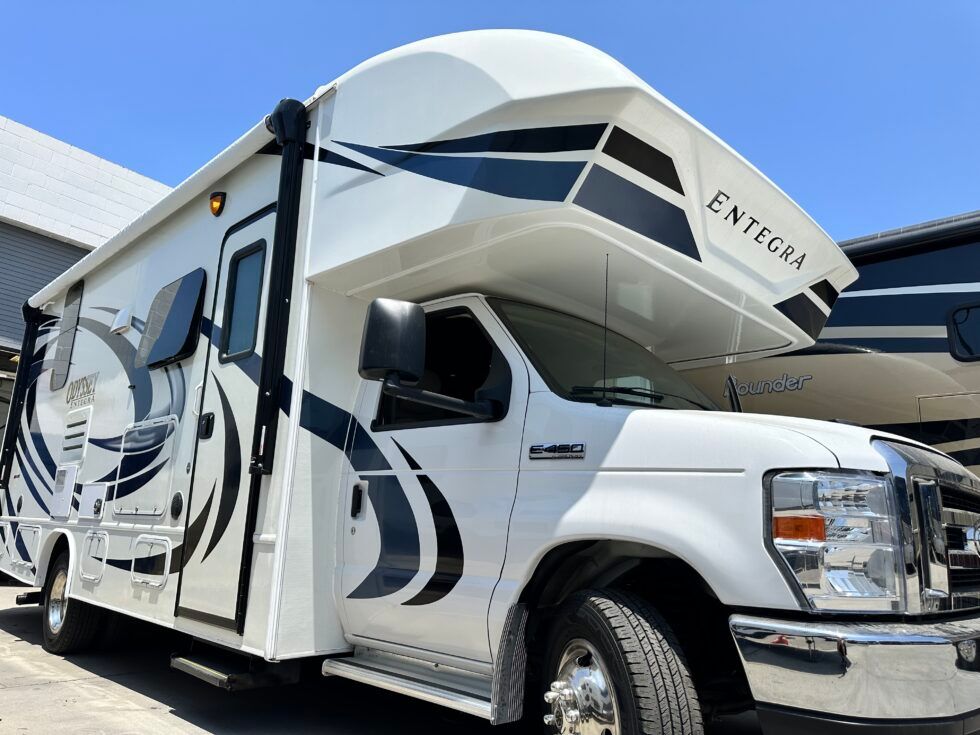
[
  {"left": 341, "top": 299, "right": 529, "bottom": 662},
  {"left": 176, "top": 209, "right": 276, "bottom": 628}
]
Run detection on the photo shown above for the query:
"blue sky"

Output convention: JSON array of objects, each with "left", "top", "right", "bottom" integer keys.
[{"left": 3, "top": 1, "right": 978, "bottom": 240}]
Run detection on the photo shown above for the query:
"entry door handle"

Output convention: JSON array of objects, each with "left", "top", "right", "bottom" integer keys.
[
  {"left": 351, "top": 481, "right": 367, "bottom": 518},
  {"left": 198, "top": 412, "right": 215, "bottom": 440}
]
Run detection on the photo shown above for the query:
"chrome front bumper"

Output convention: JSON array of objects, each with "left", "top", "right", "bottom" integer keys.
[{"left": 730, "top": 613, "right": 980, "bottom": 731}]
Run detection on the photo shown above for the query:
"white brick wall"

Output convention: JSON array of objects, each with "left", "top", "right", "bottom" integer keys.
[{"left": 0, "top": 116, "right": 170, "bottom": 249}]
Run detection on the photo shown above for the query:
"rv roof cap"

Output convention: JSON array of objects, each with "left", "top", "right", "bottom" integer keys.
[{"left": 30, "top": 30, "right": 857, "bottom": 367}]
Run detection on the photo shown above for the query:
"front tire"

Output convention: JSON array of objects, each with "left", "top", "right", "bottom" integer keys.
[
  {"left": 42, "top": 551, "right": 103, "bottom": 654},
  {"left": 542, "top": 589, "right": 703, "bottom": 735}
]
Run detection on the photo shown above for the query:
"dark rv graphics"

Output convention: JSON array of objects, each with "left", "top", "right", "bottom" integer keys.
[
  {"left": 691, "top": 208, "right": 980, "bottom": 472},
  {"left": 5, "top": 30, "right": 980, "bottom": 735}
]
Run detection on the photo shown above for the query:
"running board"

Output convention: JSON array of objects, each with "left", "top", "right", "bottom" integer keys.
[
  {"left": 171, "top": 650, "right": 300, "bottom": 691},
  {"left": 321, "top": 649, "right": 492, "bottom": 720}
]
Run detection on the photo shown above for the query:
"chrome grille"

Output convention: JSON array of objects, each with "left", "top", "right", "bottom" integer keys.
[
  {"left": 873, "top": 438, "right": 980, "bottom": 614},
  {"left": 940, "top": 483, "right": 980, "bottom": 609}
]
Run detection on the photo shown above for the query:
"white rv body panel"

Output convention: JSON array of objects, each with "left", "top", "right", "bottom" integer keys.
[{"left": 307, "top": 31, "right": 856, "bottom": 370}]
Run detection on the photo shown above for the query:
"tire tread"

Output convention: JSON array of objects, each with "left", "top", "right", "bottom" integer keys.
[{"left": 567, "top": 589, "right": 703, "bottom": 735}]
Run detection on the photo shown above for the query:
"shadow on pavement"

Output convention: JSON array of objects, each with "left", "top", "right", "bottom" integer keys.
[{"left": 0, "top": 595, "right": 759, "bottom": 734}]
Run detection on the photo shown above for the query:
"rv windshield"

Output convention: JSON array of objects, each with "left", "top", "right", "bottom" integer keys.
[{"left": 490, "top": 299, "right": 717, "bottom": 411}]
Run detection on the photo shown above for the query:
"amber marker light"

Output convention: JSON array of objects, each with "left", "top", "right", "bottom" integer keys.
[
  {"left": 209, "top": 192, "right": 226, "bottom": 217},
  {"left": 772, "top": 514, "right": 826, "bottom": 542}
]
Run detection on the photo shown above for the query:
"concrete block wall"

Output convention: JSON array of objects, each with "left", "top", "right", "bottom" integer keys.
[{"left": 0, "top": 115, "right": 170, "bottom": 249}]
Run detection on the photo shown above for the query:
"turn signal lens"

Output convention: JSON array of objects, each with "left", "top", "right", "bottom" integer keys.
[
  {"left": 773, "top": 514, "right": 826, "bottom": 542},
  {"left": 209, "top": 191, "right": 226, "bottom": 217}
]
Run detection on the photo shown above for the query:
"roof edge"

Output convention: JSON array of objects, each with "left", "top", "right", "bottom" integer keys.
[{"left": 841, "top": 209, "right": 980, "bottom": 259}]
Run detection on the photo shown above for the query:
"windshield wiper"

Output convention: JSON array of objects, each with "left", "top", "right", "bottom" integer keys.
[
  {"left": 570, "top": 386, "right": 668, "bottom": 408},
  {"left": 570, "top": 385, "right": 712, "bottom": 411}
]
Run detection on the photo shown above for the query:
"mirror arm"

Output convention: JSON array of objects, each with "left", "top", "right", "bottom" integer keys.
[{"left": 382, "top": 374, "right": 498, "bottom": 420}]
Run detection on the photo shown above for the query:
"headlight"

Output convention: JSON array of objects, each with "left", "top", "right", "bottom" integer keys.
[{"left": 769, "top": 470, "right": 904, "bottom": 612}]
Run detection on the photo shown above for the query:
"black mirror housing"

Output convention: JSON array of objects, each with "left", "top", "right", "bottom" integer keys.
[{"left": 358, "top": 298, "right": 426, "bottom": 382}]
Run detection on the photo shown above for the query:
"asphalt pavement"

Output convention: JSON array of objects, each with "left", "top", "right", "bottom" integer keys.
[{"left": 0, "top": 585, "right": 761, "bottom": 733}]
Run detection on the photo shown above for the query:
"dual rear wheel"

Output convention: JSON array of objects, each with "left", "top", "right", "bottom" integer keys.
[
  {"left": 42, "top": 551, "right": 103, "bottom": 654},
  {"left": 540, "top": 589, "right": 702, "bottom": 735}
]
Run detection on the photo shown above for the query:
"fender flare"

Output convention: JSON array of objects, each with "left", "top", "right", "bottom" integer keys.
[{"left": 34, "top": 528, "right": 76, "bottom": 594}]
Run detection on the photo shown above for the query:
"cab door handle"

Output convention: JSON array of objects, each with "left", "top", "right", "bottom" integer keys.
[{"left": 351, "top": 481, "right": 367, "bottom": 518}]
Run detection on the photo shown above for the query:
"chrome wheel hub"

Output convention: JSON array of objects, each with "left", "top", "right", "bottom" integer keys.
[
  {"left": 47, "top": 568, "right": 68, "bottom": 635},
  {"left": 543, "top": 639, "right": 620, "bottom": 735}
]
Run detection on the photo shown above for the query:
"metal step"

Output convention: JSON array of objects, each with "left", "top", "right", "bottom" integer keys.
[
  {"left": 170, "top": 651, "right": 300, "bottom": 691},
  {"left": 321, "top": 649, "right": 492, "bottom": 720}
]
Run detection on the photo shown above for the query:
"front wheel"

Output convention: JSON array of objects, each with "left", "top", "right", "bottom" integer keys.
[
  {"left": 541, "top": 589, "right": 703, "bottom": 735},
  {"left": 42, "top": 551, "right": 103, "bottom": 654}
]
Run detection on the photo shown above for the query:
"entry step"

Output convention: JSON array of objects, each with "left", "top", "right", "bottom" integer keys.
[
  {"left": 321, "top": 648, "right": 492, "bottom": 720},
  {"left": 171, "top": 648, "right": 300, "bottom": 691}
]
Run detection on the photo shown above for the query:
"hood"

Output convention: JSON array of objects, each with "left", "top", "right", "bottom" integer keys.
[{"left": 715, "top": 411, "right": 946, "bottom": 472}]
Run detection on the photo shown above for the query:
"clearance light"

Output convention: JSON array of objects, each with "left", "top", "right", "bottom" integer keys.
[{"left": 209, "top": 192, "right": 226, "bottom": 217}]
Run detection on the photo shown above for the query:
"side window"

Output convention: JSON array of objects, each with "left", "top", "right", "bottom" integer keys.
[
  {"left": 50, "top": 281, "right": 84, "bottom": 391},
  {"left": 949, "top": 302, "right": 980, "bottom": 362},
  {"left": 375, "top": 308, "right": 507, "bottom": 429},
  {"left": 136, "top": 268, "right": 207, "bottom": 369},
  {"left": 219, "top": 240, "right": 266, "bottom": 363}
]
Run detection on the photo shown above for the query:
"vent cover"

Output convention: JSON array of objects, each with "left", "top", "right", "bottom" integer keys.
[{"left": 61, "top": 407, "right": 92, "bottom": 465}]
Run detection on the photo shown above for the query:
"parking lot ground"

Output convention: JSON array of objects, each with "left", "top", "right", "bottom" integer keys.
[{"left": 0, "top": 585, "right": 760, "bottom": 733}]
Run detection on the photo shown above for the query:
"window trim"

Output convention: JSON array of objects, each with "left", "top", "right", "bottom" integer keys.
[
  {"left": 370, "top": 305, "right": 510, "bottom": 432},
  {"left": 218, "top": 239, "right": 267, "bottom": 365},
  {"left": 50, "top": 280, "right": 84, "bottom": 391},
  {"left": 947, "top": 300, "right": 980, "bottom": 363}
]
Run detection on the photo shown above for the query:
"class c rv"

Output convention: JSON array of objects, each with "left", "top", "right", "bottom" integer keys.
[
  {"left": 691, "top": 210, "right": 980, "bottom": 475},
  {"left": 3, "top": 30, "right": 980, "bottom": 735}
]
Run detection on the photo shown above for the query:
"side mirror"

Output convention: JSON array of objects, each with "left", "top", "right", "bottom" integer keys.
[
  {"left": 358, "top": 299, "right": 426, "bottom": 383},
  {"left": 358, "top": 298, "right": 501, "bottom": 422}
]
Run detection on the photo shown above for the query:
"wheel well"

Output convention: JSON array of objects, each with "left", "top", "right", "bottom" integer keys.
[
  {"left": 519, "top": 540, "right": 752, "bottom": 718},
  {"left": 36, "top": 532, "right": 70, "bottom": 589}
]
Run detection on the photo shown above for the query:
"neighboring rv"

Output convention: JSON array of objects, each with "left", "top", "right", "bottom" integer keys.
[
  {"left": 4, "top": 30, "right": 980, "bottom": 735},
  {"left": 691, "top": 210, "right": 980, "bottom": 472}
]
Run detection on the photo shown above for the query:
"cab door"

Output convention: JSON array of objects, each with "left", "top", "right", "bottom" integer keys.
[
  {"left": 175, "top": 207, "right": 276, "bottom": 629},
  {"left": 341, "top": 297, "right": 528, "bottom": 662}
]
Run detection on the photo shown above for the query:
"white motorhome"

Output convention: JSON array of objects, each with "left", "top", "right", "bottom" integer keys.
[{"left": 3, "top": 30, "right": 979, "bottom": 735}]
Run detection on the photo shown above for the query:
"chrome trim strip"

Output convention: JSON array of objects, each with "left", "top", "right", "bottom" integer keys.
[{"left": 916, "top": 478, "right": 950, "bottom": 606}]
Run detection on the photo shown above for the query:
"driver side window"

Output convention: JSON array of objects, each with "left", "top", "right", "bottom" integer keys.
[{"left": 374, "top": 308, "right": 507, "bottom": 429}]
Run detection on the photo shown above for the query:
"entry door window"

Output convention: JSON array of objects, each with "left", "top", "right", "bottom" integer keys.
[{"left": 219, "top": 240, "right": 266, "bottom": 362}]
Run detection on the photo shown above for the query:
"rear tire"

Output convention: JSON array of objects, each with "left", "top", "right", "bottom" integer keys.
[
  {"left": 541, "top": 588, "right": 703, "bottom": 735},
  {"left": 42, "top": 551, "right": 103, "bottom": 654}
]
